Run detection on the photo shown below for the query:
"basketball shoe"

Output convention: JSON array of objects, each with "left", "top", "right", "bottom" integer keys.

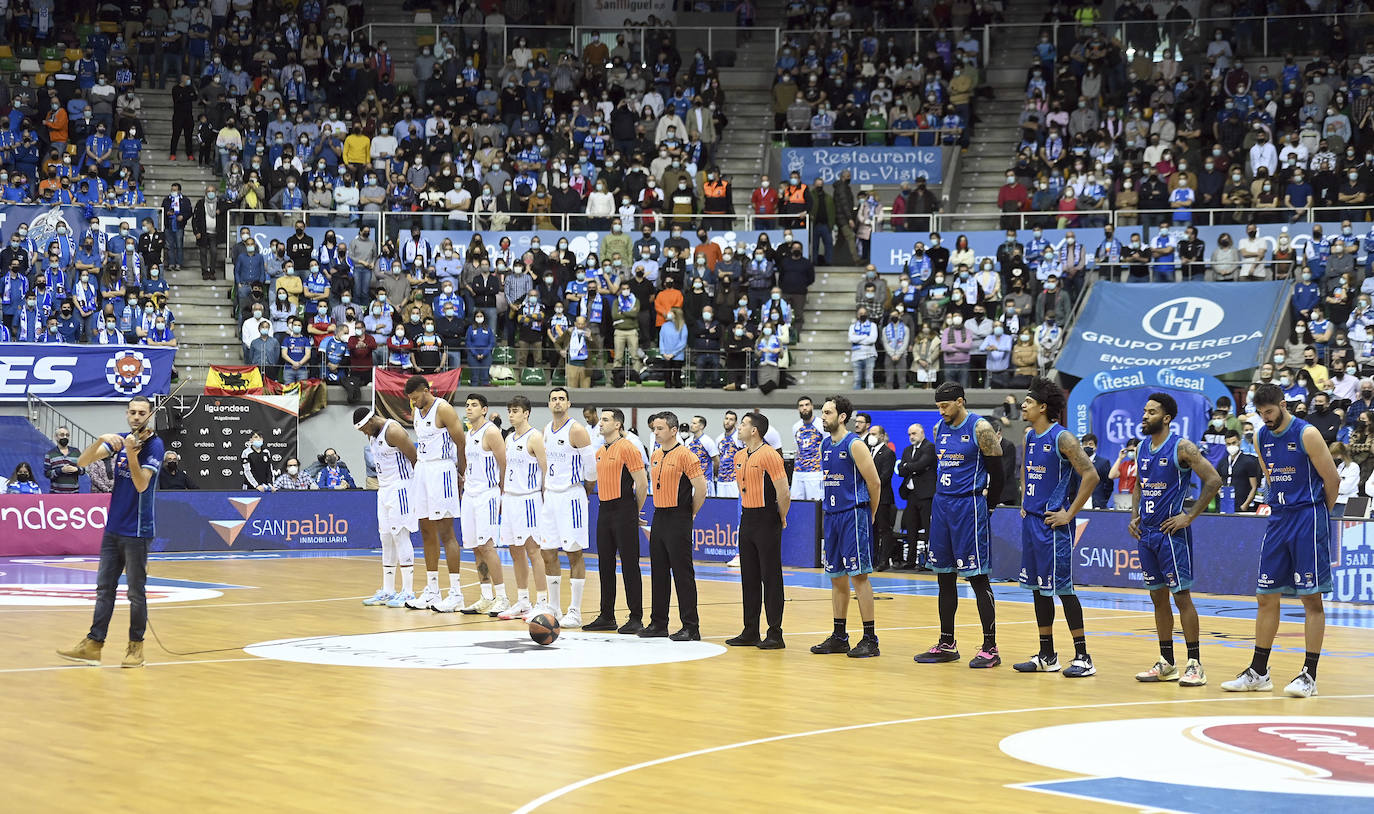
[
  {"left": 1063, "top": 654, "right": 1096, "bottom": 677},
  {"left": 968, "top": 647, "right": 1001, "bottom": 668},
  {"left": 1283, "top": 667, "right": 1318, "bottom": 698},
  {"left": 497, "top": 597, "right": 533, "bottom": 620},
  {"left": 559, "top": 607, "right": 583, "bottom": 629},
  {"left": 1013, "top": 653, "right": 1062, "bottom": 672},
  {"left": 431, "top": 588, "right": 466, "bottom": 613},
  {"left": 1221, "top": 667, "right": 1272, "bottom": 692},
  {"left": 460, "top": 596, "right": 495, "bottom": 615},
  {"left": 386, "top": 591, "right": 416, "bottom": 608},
  {"left": 1135, "top": 660, "right": 1179, "bottom": 682},
  {"left": 362, "top": 589, "right": 396, "bottom": 606},
  {"left": 1179, "top": 659, "right": 1207, "bottom": 687},
  {"left": 914, "top": 641, "right": 959, "bottom": 663},
  {"left": 405, "top": 585, "right": 442, "bottom": 610}
]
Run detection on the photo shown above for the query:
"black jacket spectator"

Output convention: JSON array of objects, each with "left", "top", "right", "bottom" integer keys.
[
  {"left": 777, "top": 253, "right": 815, "bottom": 295},
  {"left": 159, "top": 463, "right": 198, "bottom": 490}
]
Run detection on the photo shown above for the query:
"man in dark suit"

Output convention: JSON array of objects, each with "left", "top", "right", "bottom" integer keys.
[
  {"left": 895, "top": 423, "right": 936, "bottom": 569},
  {"left": 192, "top": 186, "right": 229, "bottom": 280},
  {"left": 871, "top": 425, "right": 901, "bottom": 571},
  {"left": 1081, "top": 433, "right": 1115, "bottom": 509},
  {"left": 998, "top": 426, "right": 1019, "bottom": 505},
  {"left": 161, "top": 182, "right": 192, "bottom": 272},
  {"left": 1216, "top": 428, "right": 1261, "bottom": 512}
]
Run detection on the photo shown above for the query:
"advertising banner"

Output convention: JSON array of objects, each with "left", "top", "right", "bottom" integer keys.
[
  {"left": 859, "top": 408, "right": 943, "bottom": 512},
  {"left": 160, "top": 395, "right": 299, "bottom": 490},
  {"left": 580, "top": 0, "right": 676, "bottom": 26},
  {"left": 0, "top": 204, "right": 163, "bottom": 243},
  {"left": 870, "top": 221, "right": 1343, "bottom": 275},
  {"left": 0, "top": 494, "right": 109, "bottom": 555},
  {"left": 1054, "top": 282, "right": 1290, "bottom": 377},
  {"left": 780, "top": 147, "right": 944, "bottom": 185},
  {"left": 0, "top": 344, "right": 175, "bottom": 401},
  {"left": 585, "top": 495, "right": 821, "bottom": 568},
  {"left": 1066, "top": 366, "right": 1233, "bottom": 463}
]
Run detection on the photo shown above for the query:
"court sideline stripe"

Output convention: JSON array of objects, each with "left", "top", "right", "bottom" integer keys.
[{"left": 509, "top": 693, "right": 1374, "bottom": 814}]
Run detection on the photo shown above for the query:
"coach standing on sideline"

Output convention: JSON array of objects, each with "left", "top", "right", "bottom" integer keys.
[
  {"left": 57, "top": 397, "right": 165, "bottom": 669},
  {"left": 641, "top": 411, "right": 708, "bottom": 641},
  {"left": 727, "top": 412, "right": 790, "bottom": 649},
  {"left": 584, "top": 408, "right": 650, "bottom": 635}
]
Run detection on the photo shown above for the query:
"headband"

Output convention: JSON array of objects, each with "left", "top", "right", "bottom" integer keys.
[
  {"left": 934, "top": 382, "right": 965, "bottom": 402},
  {"left": 353, "top": 408, "right": 376, "bottom": 429}
]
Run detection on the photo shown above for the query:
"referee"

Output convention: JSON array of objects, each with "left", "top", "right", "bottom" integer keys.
[
  {"left": 57, "top": 396, "right": 165, "bottom": 669},
  {"left": 584, "top": 408, "right": 649, "bottom": 635},
  {"left": 643, "top": 411, "right": 708, "bottom": 641},
  {"left": 726, "top": 412, "right": 790, "bottom": 650}
]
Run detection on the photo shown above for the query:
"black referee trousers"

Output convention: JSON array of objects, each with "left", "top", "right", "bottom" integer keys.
[
  {"left": 649, "top": 505, "right": 698, "bottom": 629},
  {"left": 597, "top": 497, "right": 643, "bottom": 619},
  {"left": 739, "top": 507, "right": 784, "bottom": 634}
]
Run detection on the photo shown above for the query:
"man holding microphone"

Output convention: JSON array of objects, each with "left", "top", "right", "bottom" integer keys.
[
  {"left": 641, "top": 411, "right": 708, "bottom": 641},
  {"left": 726, "top": 412, "right": 791, "bottom": 650}
]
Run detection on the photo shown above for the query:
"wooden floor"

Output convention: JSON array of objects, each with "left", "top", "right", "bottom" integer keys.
[{"left": 1, "top": 552, "right": 1372, "bottom": 813}]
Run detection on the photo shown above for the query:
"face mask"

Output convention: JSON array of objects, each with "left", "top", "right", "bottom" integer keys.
[
  {"left": 252, "top": 440, "right": 263, "bottom": 449},
  {"left": 1280, "top": 377, "right": 1292, "bottom": 387},
  {"left": 733, "top": 327, "right": 744, "bottom": 337},
  {"left": 287, "top": 465, "right": 299, "bottom": 476}
]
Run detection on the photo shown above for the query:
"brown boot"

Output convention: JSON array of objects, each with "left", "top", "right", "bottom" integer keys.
[
  {"left": 121, "top": 641, "right": 145, "bottom": 669},
  {"left": 57, "top": 637, "right": 103, "bottom": 666}
]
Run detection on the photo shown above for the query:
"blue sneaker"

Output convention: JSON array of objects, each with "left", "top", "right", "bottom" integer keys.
[
  {"left": 385, "top": 591, "right": 416, "bottom": 608},
  {"left": 363, "top": 589, "right": 396, "bottom": 606}
]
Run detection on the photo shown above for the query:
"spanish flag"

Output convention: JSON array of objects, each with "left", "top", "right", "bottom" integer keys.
[
  {"left": 205, "top": 365, "right": 265, "bottom": 395},
  {"left": 373, "top": 368, "right": 463, "bottom": 426},
  {"left": 263, "top": 376, "right": 328, "bottom": 418}
]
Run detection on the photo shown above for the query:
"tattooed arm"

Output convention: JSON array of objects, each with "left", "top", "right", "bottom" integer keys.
[
  {"left": 974, "top": 418, "right": 1004, "bottom": 507},
  {"left": 1045, "top": 430, "right": 1099, "bottom": 528}
]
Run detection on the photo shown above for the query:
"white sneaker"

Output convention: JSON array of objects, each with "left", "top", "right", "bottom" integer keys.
[
  {"left": 1284, "top": 667, "right": 1318, "bottom": 698},
  {"left": 559, "top": 607, "right": 583, "bottom": 629},
  {"left": 460, "top": 596, "right": 494, "bottom": 615},
  {"left": 497, "top": 597, "right": 532, "bottom": 620},
  {"left": 405, "top": 586, "right": 442, "bottom": 610},
  {"left": 1180, "top": 658, "right": 1207, "bottom": 687},
  {"left": 526, "top": 603, "right": 556, "bottom": 622},
  {"left": 362, "top": 589, "right": 395, "bottom": 606},
  {"left": 487, "top": 595, "right": 512, "bottom": 617},
  {"left": 431, "top": 588, "right": 466, "bottom": 613},
  {"left": 386, "top": 591, "right": 415, "bottom": 608},
  {"left": 726, "top": 555, "right": 741, "bottom": 568},
  {"left": 1221, "top": 667, "right": 1273, "bottom": 692},
  {"left": 1013, "top": 653, "right": 1062, "bottom": 672}
]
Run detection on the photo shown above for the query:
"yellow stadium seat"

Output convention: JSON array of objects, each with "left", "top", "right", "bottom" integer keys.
[
  {"left": 42, "top": 59, "right": 62, "bottom": 74},
  {"left": 65, "top": 49, "right": 83, "bottom": 63},
  {"left": 0, "top": 46, "right": 14, "bottom": 59}
]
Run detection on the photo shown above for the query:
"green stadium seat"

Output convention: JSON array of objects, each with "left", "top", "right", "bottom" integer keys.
[
  {"left": 551, "top": 368, "right": 566, "bottom": 386},
  {"left": 493, "top": 346, "right": 515, "bottom": 364},
  {"left": 520, "top": 367, "right": 548, "bottom": 386}
]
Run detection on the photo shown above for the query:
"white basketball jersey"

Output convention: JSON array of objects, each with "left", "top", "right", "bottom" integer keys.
[
  {"left": 465, "top": 420, "right": 501, "bottom": 494},
  {"left": 544, "top": 418, "right": 584, "bottom": 492},
  {"left": 370, "top": 419, "right": 413, "bottom": 488},
  {"left": 415, "top": 397, "right": 456, "bottom": 462},
  {"left": 504, "top": 427, "right": 541, "bottom": 495}
]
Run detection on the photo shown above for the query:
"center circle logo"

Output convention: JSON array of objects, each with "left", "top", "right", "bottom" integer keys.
[
  {"left": 1141, "top": 296, "right": 1225, "bottom": 340},
  {"left": 244, "top": 630, "right": 727, "bottom": 670},
  {"left": 0, "top": 584, "right": 222, "bottom": 606}
]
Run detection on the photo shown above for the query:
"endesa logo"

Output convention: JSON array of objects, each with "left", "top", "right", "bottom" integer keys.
[
  {"left": 0, "top": 355, "right": 77, "bottom": 394},
  {"left": 0, "top": 500, "right": 107, "bottom": 531},
  {"left": 1003, "top": 717, "right": 1374, "bottom": 810}
]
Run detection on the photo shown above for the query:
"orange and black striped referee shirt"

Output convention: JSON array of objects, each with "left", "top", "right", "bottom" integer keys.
[
  {"left": 650, "top": 443, "right": 703, "bottom": 509},
  {"left": 735, "top": 443, "right": 786, "bottom": 509},
  {"left": 596, "top": 436, "right": 644, "bottom": 503}
]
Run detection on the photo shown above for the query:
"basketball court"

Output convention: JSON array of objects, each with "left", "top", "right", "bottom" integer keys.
[{"left": 2, "top": 551, "right": 1371, "bottom": 813}]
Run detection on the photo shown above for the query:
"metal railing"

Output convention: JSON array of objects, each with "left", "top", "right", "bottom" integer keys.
[
  {"left": 875, "top": 204, "right": 1374, "bottom": 234},
  {"left": 772, "top": 126, "right": 964, "bottom": 146},
  {"left": 25, "top": 392, "right": 99, "bottom": 454},
  {"left": 352, "top": 23, "right": 782, "bottom": 71}
]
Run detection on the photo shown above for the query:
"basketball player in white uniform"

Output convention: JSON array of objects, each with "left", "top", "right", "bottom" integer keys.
[
  {"left": 496, "top": 395, "right": 550, "bottom": 621},
  {"left": 715, "top": 410, "right": 743, "bottom": 499},
  {"left": 543, "top": 387, "right": 597, "bottom": 628},
  {"left": 354, "top": 407, "right": 420, "bottom": 607},
  {"left": 791, "top": 397, "right": 825, "bottom": 500},
  {"left": 440, "top": 393, "right": 510, "bottom": 615},
  {"left": 402, "top": 376, "right": 466, "bottom": 610}
]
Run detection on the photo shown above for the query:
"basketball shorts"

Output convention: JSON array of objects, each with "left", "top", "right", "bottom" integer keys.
[
  {"left": 540, "top": 488, "right": 590, "bottom": 552},
  {"left": 377, "top": 480, "right": 419, "bottom": 537},
  {"left": 1018, "top": 512, "right": 1075, "bottom": 596},
  {"left": 1258, "top": 503, "right": 1333, "bottom": 596},
  {"left": 500, "top": 492, "right": 543, "bottom": 548},
  {"left": 789, "top": 470, "right": 824, "bottom": 501},
  {"left": 1137, "top": 526, "right": 1193, "bottom": 593},
  {"left": 821, "top": 505, "right": 874, "bottom": 577},
  {"left": 714, "top": 480, "right": 739, "bottom": 499},
  {"left": 411, "top": 460, "right": 461, "bottom": 520},
  {"left": 927, "top": 493, "right": 991, "bottom": 576},
  {"left": 460, "top": 490, "right": 500, "bottom": 549}
]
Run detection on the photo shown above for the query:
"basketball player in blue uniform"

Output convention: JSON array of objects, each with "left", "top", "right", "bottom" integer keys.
[
  {"left": 811, "top": 395, "right": 883, "bottom": 658},
  {"left": 1129, "top": 393, "right": 1221, "bottom": 687},
  {"left": 1016, "top": 377, "right": 1101, "bottom": 678},
  {"left": 1222, "top": 383, "right": 1339, "bottom": 698},
  {"left": 915, "top": 381, "right": 1004, "bottom": 668}
]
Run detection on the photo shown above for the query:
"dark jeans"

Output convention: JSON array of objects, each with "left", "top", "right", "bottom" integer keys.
[
  {"left": 88, "top": 532, "right": 149, "bottom": 643},
  {"left": 739, "top": 508, "right": 784, "bottom": 634},
  {"left": 596, "top": 498, "right": 643, "bottom": 620},
  {"left": 648, "top": 506, "right": 697, "bottom": 629}
]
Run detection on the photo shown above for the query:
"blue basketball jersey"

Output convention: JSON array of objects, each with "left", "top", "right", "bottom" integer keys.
[
  {"left": 822, "top": 431, "right": 870, "bottom": 512},
  {"left": 1022, "top": 424, "right": 1073, "bottom": 515},
  {"left": 1258, "top": 416, "right": 1323, "bottom": 508},
  {"left": 1136, "top": 433, "right": 1190, "bottom": 527},
  {"left": 934, "top": 412, "right": 987, "bottom": 496}
]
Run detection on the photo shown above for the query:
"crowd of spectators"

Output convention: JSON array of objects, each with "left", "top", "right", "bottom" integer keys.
[{"left": 994, "top": 1, "right": 1374, "bottom": 230}]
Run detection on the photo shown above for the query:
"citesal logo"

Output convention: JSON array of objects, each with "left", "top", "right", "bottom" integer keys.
[
  {"left": 245, "top": 630, "right": 726, "bottom": 670},
  {"left": 105, "top": 350, "right": 154, "bottom": 395},
  {"left": 0, "top": 584, "right": 222, "bottom": 606},
  {"left": 1002, "top": 716, "right": 1374, "bottom": 810}
]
